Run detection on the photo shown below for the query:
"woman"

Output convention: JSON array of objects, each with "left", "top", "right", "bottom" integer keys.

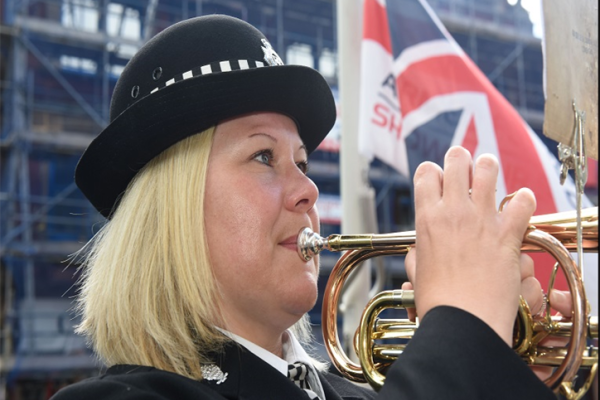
[{"left": 52, "top": 14, "right": 560, "bottom": 399}]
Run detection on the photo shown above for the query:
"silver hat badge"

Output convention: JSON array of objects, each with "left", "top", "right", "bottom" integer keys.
[{"left": 261, "top": 39, "right": 284, "bottom": 66}]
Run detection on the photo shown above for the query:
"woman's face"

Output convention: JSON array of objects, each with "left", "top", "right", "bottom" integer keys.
[{"left": 204, "top": 112, "right": 320, "bottom": 338}]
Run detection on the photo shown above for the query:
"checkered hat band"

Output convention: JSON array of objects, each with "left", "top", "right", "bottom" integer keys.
[{"left": 150, "top": 59, "right": 266, "bottom": 94}]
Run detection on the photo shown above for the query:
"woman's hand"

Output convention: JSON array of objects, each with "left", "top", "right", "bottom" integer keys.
[
  {"left": 530, "top": 289, "right": 573, "bottom": 381},
  {"left": 403, "top": 252, "right": 547, "bottom": 324},
  {"left": 408, "top": 146, "right": 536, "bottom": 345},
  {"left": 512, "top": 256, "right": 574, "bottom": 381},
  {"left": 520, "top": 254, "right": 544, "bottom": 315},
  {"left": 404, "top": 246, "right": 575, "bottom": 382}
]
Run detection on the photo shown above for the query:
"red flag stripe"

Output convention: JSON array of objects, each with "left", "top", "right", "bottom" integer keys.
[
  {"left": 363, "top": 0, "right": 392, "bottom": 53},
  {"left": 396, "top": 55, "right": 557, "bottom": 214}
]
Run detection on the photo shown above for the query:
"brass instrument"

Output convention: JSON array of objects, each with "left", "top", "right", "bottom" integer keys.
[{"left": 298, "top": 207, "right": 598, "bottom": 399}]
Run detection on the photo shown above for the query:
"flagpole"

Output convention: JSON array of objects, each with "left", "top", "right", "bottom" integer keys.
[{"left": 336, "top": 0, "right": 373, "bottom": 362}]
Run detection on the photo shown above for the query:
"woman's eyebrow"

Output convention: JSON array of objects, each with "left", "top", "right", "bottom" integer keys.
[
  {"left": 249, "top": 132, "right": 277, "bottom": 143},
  {"left": 247, "top": 132, "right": 306, "bottom": 155}
]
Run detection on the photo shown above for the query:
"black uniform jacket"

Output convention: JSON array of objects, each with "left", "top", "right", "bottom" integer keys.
[{"left": 51, "top": 307, "right": 556, "bottom": 400}]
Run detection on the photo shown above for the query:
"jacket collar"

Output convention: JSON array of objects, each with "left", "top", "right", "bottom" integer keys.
[{"left": 201, "top": 343, "right": 369, "bottom": 400}]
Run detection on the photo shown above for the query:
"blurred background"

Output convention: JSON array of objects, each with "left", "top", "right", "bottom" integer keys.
[{"left": 0, "top": 0, "right": 597, "bottom": 399}]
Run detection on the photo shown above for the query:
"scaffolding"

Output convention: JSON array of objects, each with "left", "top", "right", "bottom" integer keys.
[
  {"left": 1, "top": 1, "right": 594, "bottom": 399},
  {"left": 0, "top": 1, "right": 341, "bottom": 397}
]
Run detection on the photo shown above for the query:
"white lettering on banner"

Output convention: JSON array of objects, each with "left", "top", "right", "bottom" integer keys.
[{"left": 358, "top": 39, "right": 402, "bottom": 171}]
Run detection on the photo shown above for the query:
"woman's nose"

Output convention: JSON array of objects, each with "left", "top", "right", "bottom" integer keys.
[{"left": 285, "top": 169, "right": 319, "bottom": 213}]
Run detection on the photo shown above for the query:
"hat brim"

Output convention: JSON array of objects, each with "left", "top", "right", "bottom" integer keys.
[{"left": 75, "top": 65, "right": 336, "bottom": 218}]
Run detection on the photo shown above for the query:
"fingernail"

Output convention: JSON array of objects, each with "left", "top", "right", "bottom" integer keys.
[{"left": 549, "top": 289, "right": 566, "bottom": 304}]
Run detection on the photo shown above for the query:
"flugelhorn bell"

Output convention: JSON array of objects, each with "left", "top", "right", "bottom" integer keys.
[{"left": 299, "top": 207, "right": 598, "bottom": 399}]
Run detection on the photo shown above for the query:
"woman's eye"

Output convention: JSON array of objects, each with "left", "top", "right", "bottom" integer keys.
[
  {"left": 297, "top": 160, "right": 309, "bottom": 175},
  {"left": 253, "top": 149, "right": 274, "bottom": 166}
]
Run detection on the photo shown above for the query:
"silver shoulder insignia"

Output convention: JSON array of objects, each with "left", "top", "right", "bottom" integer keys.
[
  {"left": 201, "top": 364, "right": 228, "bottom": 384},
  {"left": 261, "top": 39, "right": 284, "bottom": 66}
]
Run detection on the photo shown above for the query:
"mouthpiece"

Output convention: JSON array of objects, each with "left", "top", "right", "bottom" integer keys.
[{"left": 297, "top": 227, "right": 328, "bottom": 261}]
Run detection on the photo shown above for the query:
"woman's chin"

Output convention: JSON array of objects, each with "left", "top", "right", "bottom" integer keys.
[{"left": 288, "top": 283, "right": 319, "bottom": 316}]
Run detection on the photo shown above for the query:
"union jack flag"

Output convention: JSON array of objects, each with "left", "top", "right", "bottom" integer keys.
[{"left": 357, "top": 0, "right": 596, "bottom": 296}]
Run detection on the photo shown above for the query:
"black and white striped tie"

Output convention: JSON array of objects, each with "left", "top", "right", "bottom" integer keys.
[
  {"left": 288, "top": 362, "right": 310, "bottom": 389},
  {"left": 287, "top": 362, "right": 318, "bottom": 399}
]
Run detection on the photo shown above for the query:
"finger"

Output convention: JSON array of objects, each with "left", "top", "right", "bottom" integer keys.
[
  {"left": 500, "top": 187, "right": 537, "bottom": 238},
  {"left": 538, "top": 290, "right": 571, "bottom": 346},
  {"left": 520, "top": 254, "right": 534, "bottom": 281},
  {"left": 530, "top": 366, "right": 552, "bottom": 381},
  {"left": 549, "top": 290, "right": 573, "bottom": 317},
  {"left": 521, "top": 276, "right": 543, "bottom": 314},
  {"left": 402, "top": 281, "right": 417, "bottom": 322},
  {"left": 538, "top": 334, "right": 569, "bottom": 347},
  {"left": 405, "top": 247, "right": 416, "bottom": 284},
  {"left": 413, "top": 162, "right": 443, "bottom": 212},
  {"left": 442, "top": 146, "right": 473, "bottom": 203},
  {"left": 470, "top": 154, "right": 499, "bottom": 211}
]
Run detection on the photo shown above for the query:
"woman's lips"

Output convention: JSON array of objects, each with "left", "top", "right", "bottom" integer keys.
[{"left": 279, "top": 235, "right": 298, "bottom": 251}]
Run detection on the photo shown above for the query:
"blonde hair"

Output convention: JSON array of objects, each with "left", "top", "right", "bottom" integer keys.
[
  {"left": 75, "top": 128, "right": 223, "bottom": 379},
  {"left": 74, "top": 127, "right": 325, "bottom": 380}
]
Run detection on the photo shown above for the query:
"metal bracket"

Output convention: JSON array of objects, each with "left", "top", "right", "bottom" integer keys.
[
  {"left": 558, "top": 102, "right": 587, "bottom": 190},
  {"left": 557, "top": 101, "right": 588, "bottom": 276}
]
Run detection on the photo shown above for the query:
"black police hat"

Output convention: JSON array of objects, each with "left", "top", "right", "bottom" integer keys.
[{"left": 75, "top": 14, "right": 336, "bottom": 218}]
